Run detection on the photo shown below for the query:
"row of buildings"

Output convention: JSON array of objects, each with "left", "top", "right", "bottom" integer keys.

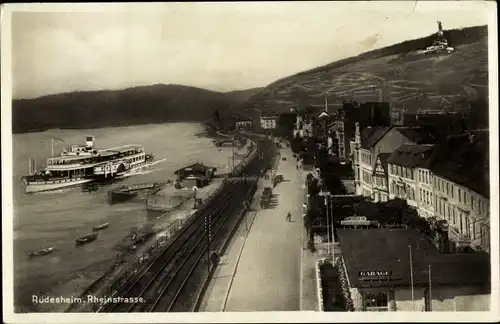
[
  {"left": 350, "top": 123, "right": 490, "bottom": 253},
  {"left": 232, "top": 99, "right": 490, "bottom": 254},
  {"left": 295, "top": 100, "right": 491, "bottom": 312},
  {"left": 288, "top": 99, "right": 490, "bottom": 254}
]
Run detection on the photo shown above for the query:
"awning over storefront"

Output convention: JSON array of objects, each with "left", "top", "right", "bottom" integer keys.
[{"left": 340, "top": 216, "right": 379, "bottom": 226}]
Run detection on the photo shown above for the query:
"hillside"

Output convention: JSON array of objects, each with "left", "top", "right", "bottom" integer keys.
[
  {"left": 12, "top": 84, "right": 238, "bottom": 134},
  {"left": 245, "top": 25, "right": 488, "bottom": 116},
  {"left": 225, "top": 87, "right": 263, "bottom": 106}
]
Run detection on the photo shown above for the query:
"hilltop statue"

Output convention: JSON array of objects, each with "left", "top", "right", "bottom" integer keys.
[{"left": 437, "top": 21, "right": 444, "bottom": 37}]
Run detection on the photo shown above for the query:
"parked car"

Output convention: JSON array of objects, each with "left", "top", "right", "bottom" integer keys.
[{"left": 263, "top": 187, "right": 272, "bottom": 197}]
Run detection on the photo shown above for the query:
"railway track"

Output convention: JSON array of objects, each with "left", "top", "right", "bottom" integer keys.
[
  {"left": 99, "top": 136, "right": 274, "bottom": 313},
  {"left": 150, "top": 183, "right": 256, "bottom": 312}
]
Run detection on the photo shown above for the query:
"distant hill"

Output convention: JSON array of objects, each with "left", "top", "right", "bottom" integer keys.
[
  {"left": 224, "top": 87, "right": 263, "bottom": 106},
  {"left": 245, "top": 25, "right": 488, "bottom": 117},
  {"left": 12, "top": 84, "right": 245, "bottom": 134}
]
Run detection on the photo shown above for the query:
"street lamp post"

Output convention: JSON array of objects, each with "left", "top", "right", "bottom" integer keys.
[
  {"left": 329, "top": 194, "right": 335, "bottom": 260},
  {"left": 232, "top": 136, "right": 235, "bottom": 174},
  {"left": 325, "top": 196, "right": 330, "bottom": 256}
]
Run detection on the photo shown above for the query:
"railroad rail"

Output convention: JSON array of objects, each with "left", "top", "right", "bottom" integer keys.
[{"left": 97, "top": 135, "right": 274, "bottom": 312}]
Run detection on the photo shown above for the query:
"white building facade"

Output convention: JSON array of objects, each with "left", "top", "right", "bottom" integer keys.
[
  {"left": 387, "top": 163, "right": 417, "bottom": 207},
  {"left": 352, "top": 125, "right": 434, "bottom": 201},
  {"left": 433, "top": 174, "right": 490, "bottom": 253},
  {"left": 260, "top": 116, "right": 277, "bottom": 129},
  {"left": 417, "top": 167, "right": 435, "bottom": 219}
]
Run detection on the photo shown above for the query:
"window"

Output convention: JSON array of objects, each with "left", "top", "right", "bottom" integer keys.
[
  {"left": 446, "top": 182, "right": 449, "bottom": 195},
  {"left": 471, "top": 196, "right": 475, "bottom": 210},
  {"left": 363, "top": 291, "right": 388, "bottom": 311}
]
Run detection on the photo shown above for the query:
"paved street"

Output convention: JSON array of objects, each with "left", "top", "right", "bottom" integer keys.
[
  {"left": 199, "top": 146, "right": 307, "bottom": 312},
  {"left": 223, "top": 148, "right": 303, "bottom": 311}
]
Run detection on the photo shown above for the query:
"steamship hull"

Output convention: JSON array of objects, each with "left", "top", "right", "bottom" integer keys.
[
  {"left": 23, "top": 177, "right": 94, "bottom": 193},
  {"left": 23, "top": 161, "right": 156, "bottom": 193}
]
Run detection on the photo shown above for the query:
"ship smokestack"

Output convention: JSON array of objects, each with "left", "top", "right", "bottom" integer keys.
[{"left": 85, "top": 136, "right": 95, "bottom": 149}]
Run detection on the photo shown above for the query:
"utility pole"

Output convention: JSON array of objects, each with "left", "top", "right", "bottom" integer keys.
[
  {"left": 325, "top": 196, "right": 330, "bottom": 256},
  {"left": 232, "top": 136, "right": 235, "bottom": 174},
  {"left": 329, "top": 194, "right": 335, "bottom": 260},
  {"left": 409, "top": 244, "right": 415, "bottom": 311},
  {"left": 205, "top": 214, "right": 212, "bottom": 272},
  {"left": 244, "top": 201, "right": 249, "bottom": 232},
  {"left": 428, "top": 265, "right": 432, "bottom": 311}
]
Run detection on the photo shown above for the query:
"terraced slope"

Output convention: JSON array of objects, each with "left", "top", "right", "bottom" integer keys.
[{"left": 245, "top": 25, "right": 488, "bottom": 115}]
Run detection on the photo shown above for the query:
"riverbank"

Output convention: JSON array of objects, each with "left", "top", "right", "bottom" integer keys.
[
  {"left": 12, "top": 123, "right": 247, "bottom": 313},
  {"left": 26, "top": 132, "right": 253, "bottom": 312}
]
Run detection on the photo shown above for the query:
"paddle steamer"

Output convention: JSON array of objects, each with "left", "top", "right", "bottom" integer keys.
[{"left": 22, "top": 136, "right": 155, "bottom": 193}]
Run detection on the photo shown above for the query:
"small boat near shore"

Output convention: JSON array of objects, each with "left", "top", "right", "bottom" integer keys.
[
  {"left": 75, "top": 233, "right": 98, "bottom": 245},
  {"left": 28, "top": 247, "right": 54, "bottom": 257},
  {"left": 92, "top": 223, "right": 109, "bottom": 231}
]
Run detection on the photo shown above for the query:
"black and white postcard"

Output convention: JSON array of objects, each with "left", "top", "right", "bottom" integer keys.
[{"left": 2, "top": 2, "right": 498, "bottom": 323}]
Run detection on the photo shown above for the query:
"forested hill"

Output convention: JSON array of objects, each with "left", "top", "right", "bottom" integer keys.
[{"left": 12, "top": 84, "right": 251, "bottom": 134}]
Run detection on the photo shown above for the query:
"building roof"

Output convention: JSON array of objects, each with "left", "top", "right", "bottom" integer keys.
[
  {"left": 430, "top": 133, "right": 489, "bottom": 198},
  {"left": 174, "top": 162, "right": 216, "bottom": 175},
  {"left": 360, "top": 126, "right": 437, "bottom": 151},
  {"left": 360, "top": 127, "right": 390, "bottom": 150},
  {"left": 337, "top": 228, "right": 490, "bottom": 289},
  {"left": 393, "top": 126, "right": 437, "bottom": 144},
  {"left": 317, "top": 111, "right": 331, "bottom": 119},
  {"left": 386, "top": 144, "right": 437, "bottom": 169}
]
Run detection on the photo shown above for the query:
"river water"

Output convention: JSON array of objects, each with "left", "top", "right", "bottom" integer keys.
[{"left": 11, "top": 122, "right": 235, "bottom": 312}]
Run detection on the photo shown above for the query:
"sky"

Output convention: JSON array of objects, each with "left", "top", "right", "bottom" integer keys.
[{"left": 9, "top": 1, "right": 493, "bottom": 99}]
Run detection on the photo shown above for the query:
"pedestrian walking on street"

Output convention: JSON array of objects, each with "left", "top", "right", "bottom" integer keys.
[{"left": 286, "top": 212, "right": 292, "bottom": 222}]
